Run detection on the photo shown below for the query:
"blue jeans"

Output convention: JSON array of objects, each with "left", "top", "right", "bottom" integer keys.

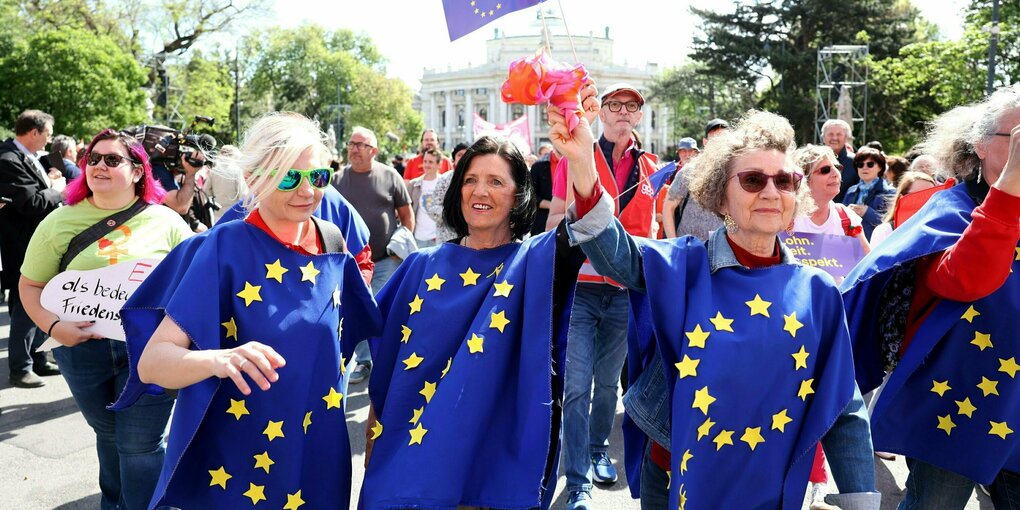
[
  {"left": 900, "top": 458, "right": 1020, "bottom": 510},
  {"left": 639, "top": 443, "right": 669, "bottom": 510},
  {"left": 7, "top": 285, "right": 48, "bottom": 375},
  {"left": 53, "top": 339, "right": 174, "bottom": 510},
  {"left": 355, "top": 255, "right": 401, "bottom": 366},
  {"left": 562, "top": 283, "right": 630, "bottom": 492}
]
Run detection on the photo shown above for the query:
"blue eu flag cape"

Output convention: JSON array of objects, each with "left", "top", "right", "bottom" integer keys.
[
  {"left": 218, "top": 185, "right": 371, "bottom": 257},
  {"left": 361, "top": 232, "right": 564, "bottom": 509},
  {"left": 625, "top": 237, "right": 856, "bottom": 509},
  {"left": 111, "top": 219, "right": 381, "bottom": 509},
  {"left": 842, "top": 183, "right": 1020, "bottom": 484}
]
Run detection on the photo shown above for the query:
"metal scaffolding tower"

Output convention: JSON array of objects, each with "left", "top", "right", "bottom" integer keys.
[{"left": 815, "top": 45, "right": 869, "bottom": 144}]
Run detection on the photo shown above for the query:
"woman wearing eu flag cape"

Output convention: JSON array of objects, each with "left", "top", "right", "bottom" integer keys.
[
  {"left": 358, "top": 130, "right": 588, "bottom": 506},
  {"left": 554, "top": 94, "right": 880, "bottom": 509},
  {"left": 111, "top": 112, "right": 381, "bottom": 509},
  {"left": 842, "top": 86, "right": 1020, "bottom": 509}
]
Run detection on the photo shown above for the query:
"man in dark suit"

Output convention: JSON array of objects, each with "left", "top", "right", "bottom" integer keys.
[{"left": 0, "top": 109, "right": 63, "bottom": 388}]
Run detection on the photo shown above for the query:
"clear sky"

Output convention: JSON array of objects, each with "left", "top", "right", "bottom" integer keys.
[{"left": 268, "top": 0, "right": 970, "bottom": 90}]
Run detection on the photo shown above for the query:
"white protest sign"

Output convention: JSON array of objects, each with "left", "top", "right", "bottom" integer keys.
[{"left": 38, "top": 258, "right": 160, "bottom": 350}]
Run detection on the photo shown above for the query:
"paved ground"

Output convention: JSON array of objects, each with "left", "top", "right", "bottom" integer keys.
[{"left": 0, "top": 297, "right": 989, "bottom": 509}]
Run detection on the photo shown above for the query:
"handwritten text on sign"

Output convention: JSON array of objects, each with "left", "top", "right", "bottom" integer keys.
[
  {"left": 778, "top": 232, "right": 865, "bottom": 280},
  {"left": 38, "top": 258, "right": 159, "bottom": 349}
]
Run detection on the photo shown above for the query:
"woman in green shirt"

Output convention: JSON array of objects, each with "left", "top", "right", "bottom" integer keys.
[{"left": 18, "top": 129, "right": 191, "bottom": 510}]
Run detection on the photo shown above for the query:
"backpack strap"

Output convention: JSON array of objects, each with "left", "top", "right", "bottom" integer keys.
[
  {"left": 835, "top": 205, "right": 862, "bottom": 237},
  {"left": 310, "top": 216, "right": 347, "bottom": 254},
  {"left": 59, "top": 201, "right": 149, "bottom": 272}
]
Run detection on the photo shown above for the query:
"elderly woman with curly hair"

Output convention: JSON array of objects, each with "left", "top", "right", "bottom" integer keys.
[
  {"left": 551, "top": 101, "right": 879, "bottom": 509},
  {"left": 843, "top": 85, "right": 1020, "bottom": 509}
]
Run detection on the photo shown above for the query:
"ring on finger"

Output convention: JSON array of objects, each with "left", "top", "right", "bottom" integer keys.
[{"left": 238, "top": 359, "right": 249, "bottom": 370}]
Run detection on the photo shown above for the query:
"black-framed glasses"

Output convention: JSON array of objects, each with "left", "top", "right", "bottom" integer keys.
[
  {"left": 265, "top": 168, "right": 334, "bottom": 192},
  {"left": 346, "top": 141, "right": 374, "bottom": 151},
  {"left": 856, "top": 160, "right": 877, "bottom": 169},
  {"left": 86, "top": 152, "right": 135, "bottom": 168},
  {"left": 602, "top": 100, "right": 641, "bottom": 113},
  {"left": 991, "top": 132, "right": 1013, "bottom": 137},
  {"left": 730, "top": 171, "right": 802, "bottom": 193}
]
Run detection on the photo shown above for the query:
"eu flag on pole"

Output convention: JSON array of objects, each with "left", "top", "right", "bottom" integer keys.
[
  {"left": 442, "top": 0, "right": 545, "bottom": 41},
  {"left": 648, "top": 161, "right": 677, "bottom": 194}
]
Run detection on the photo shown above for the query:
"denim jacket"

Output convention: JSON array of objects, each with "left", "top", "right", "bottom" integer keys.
[{"left": 566, "top": 192, "right": 880, "bottom": 508}]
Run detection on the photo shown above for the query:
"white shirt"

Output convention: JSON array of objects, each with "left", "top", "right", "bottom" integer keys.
[
  {"left": 793, "top": 202, "right": 862, "bottom": 236},
  {"left": 414, "top": 177, "right": 439, "bottom": 241}
]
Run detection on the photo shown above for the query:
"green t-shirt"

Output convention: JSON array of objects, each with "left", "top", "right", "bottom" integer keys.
[{"left": 21, "top": 199, "right": 193, "bottom": 283}]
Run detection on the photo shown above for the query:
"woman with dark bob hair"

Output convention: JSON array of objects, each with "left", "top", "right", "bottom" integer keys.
[
  {"left": 555, "top": 88, "right": 879, "bottom": 508},
  {"left": 359, "top": 134, "right": 585, "bottom": 509},
  {"left": 18, "top": 128, "right": 191, "bottom": 509},
  {"left": 842, "top": 147, "right": 896, "bottom": 239}
]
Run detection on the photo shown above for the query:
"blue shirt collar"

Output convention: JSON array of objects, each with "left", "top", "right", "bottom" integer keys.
[{"left": 706, "top": 227, "right": 798, "bottom": 273}]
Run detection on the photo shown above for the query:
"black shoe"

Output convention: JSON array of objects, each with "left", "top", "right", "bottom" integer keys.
[
  {"left": 10, "top": 371, "right": 46, "bottom": 388},
  {"left": 33, "top": 362, "right": 61, "bottom": 377}
]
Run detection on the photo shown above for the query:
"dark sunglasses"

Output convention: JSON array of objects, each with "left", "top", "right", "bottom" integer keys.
[
  {"left": 730, "top": 171, "right": 803, "bottom": 193},
  {"left": 274, "top": 168, "right": 334, "bottom": 192},
  {"left": 86, "top": 152, "right": 136, "bottom": 168},
  {"left": 814, "top": 165, "right": 836, "bottom": 175},
  {"left": 856, "top": 160, "right": 877, "bottom": 169},
  {"left": 602, "top": 100, "right": 641, "bottom": 113}
]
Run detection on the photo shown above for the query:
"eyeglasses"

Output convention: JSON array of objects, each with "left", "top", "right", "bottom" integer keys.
[
  {"left": 86, "top": 152, "right": 135, "bottom": 168},
  {"left": 730, "top": 171, "right": 803, "bottom": 193},
  {"left": 814, "top": 165, "right": 835, "bottom": 175},
  {"left": 602, "top": 100, "right": 641, "bottom": 113},
  {"left": 856, "top": 161, "right": 877, "bottom": 169},
  {"left": 267, "top": 168, "right": 334, "bottom": 192},
  {"left": 346, "top": 141, "right": 374, "bottom": 151},
  {"left": 991, "top": 132, "right": 1013, "bottom": 137}
]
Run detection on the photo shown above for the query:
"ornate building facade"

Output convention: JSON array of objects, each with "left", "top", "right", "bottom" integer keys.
[{"left": 416, "top": 16, "right": 670, "bottom": 155}]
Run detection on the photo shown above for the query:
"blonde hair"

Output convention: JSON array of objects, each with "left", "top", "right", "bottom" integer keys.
[
  {"left": 688, "top": 110, "right": 815, "bottom": 219},
  {"left": 227, "top": 112, "right": 330, "bottom": 212},
  {"left": 924, "top": 84, "right": 1020, "bottom": 182},
  {"left": 793, "top": 144, "right": 840, "bottom": 181}
]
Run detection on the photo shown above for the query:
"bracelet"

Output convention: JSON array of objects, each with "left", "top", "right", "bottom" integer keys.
[{"left": 46, "top": 319, "right": 61, "bottom": 337}]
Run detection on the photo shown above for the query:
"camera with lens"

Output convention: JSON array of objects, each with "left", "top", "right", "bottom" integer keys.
[{"left": 127, "top": 116, "right": 217, "bottom": 172}]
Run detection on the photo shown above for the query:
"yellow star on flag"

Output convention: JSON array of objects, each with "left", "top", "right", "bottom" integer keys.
[
  {"left": 745, "top": 294, "right": 772, "bottom": 317},
  {"left": 253, "top": 451, "right": 274, "bottom": 473},
  {"left": 323, "top": 387, "right": 343, "bottom": 409},
  {"left": 221, "top": 317, "right": 238, "bottom": 341},
  {"left": 740, "top": 426, "right": 765, "bottom": 451},
  {"left": 409, "top": 294, "right": 424, "bottom": 315},
  {"left": 299, "top": 261, "right": 320, "bottom": 284},
  {"left": 791, "top": 345, "right": 810, "bottom": 370},
  {"left": 263, "top": 420, "right": 285, "bottom": 441},
  {"left": 685, "top": 324, "right": 711, "bottom": 348},
  {"left": 226, "top": 398, "right": 249, "bottom": 420},
  {"left": 467, "top": 333, "right": 484, "bottom": 353},
  {"left": 493, "top": 280, "right": 514, "bottom": 297},
  {"left": 772, "top": 409, "right": 793, "bottom": 432},
  {"left": 370, "top": 420, "right": 383, "bottom": 440},
  {"left": 441, "top": 357, "right": 452, "bottom": 378},
  {"left": 680, "top": 449, "right": 694, "bottom": 474},
  {"left": 243, "top": 483, "right": 267, "bottom": 505},
  {"left": 990, "top": 421, "right": 1014, "bottom": 439},
  {"left": 236, "top": 281, "right": 262, "bottom": 307},
  {"left": 797, "top": 379, "right": 815, "bottom": 401},
  {"left": 713, "top": 429, "right": 734, "bottom": 450},
  {"left": 409, "top": 422, "right": 428, "bottom": 445},
  {"left": 971, "top": 331, "right": 993, "bottom": 351},
  {"left": 420, "top": 380, "right": 437, "bottom": 403},
  {"left": 937, "top": 414, "right": 957, "bottom": 436},
  {"left": 265, "top": 259, "right": 288, "bottom": 283},
  {"left": 283, "top": 490, "right": 306, "bottom": 510},
  {"left": 679, "top": 484, "right": 687, "bottom": 510},
  {"left": 208, "top": 466, "right": 231, "bottom": 489},
  {"left": 697, "top": 417, "right": 716, "bottom": 440},
  {"left": 961, "top": 305, "right": 980, "bottom": 323},
  {"left": 675, "top": 355, "right": 700, "bottom": 379},
  {"left": 403, "top": 352, "right": 425, "bottom": 370},
  {"left": 931, "top": 380, "right": 952, "bottom": 397},
  {"left": 340, "top": 355, "right": 346, "bottom": 375},
  {"left": 333, "top": 284, "right": 341, "bottom": 307},
  {"left": 401, "top": 325, "right": 412, "bottom": 343},
  {"left": 692, "top": 386, "right": 716, "bottom": 415},
  {"left": 999, "top": 357, "right": 1020, "bottom": 378},
  {"left": 490, "top": 310, "right": 510, "bottom": 333},
  {"left": 977, "top": 376, "right": 1000, "bottom": 397},
  {"left": 783, "top": 312, "right": 804, "bottom": 338},
  {"left": 709, "top": 311, "right": 734, "bottom": 332},
  {"left": 303, "top": 411, "right": 312, "bottom": 434},
  {"left": 460, "top": 267, "right": 480, "bottom": 286},
  {"left": 1015, "top": 247, "right": 1020, "bottom": 261},
  {"left": 425, "top": 273, "right": 446, "bottom": 291},
  {"left": 956, "top": 397, "right": 977, "bottom": 418},
  {"left": 410, "top": 406, "right": 424, "bottom": 425}
]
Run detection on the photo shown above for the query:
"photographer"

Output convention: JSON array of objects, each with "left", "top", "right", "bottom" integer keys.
[{"left": 153, "top": 152, "right": 203, "bottom": 217}]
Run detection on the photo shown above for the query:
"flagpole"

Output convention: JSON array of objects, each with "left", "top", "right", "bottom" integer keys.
[{"left": 556, "top": 0, "right": 580, "bottom": 63}]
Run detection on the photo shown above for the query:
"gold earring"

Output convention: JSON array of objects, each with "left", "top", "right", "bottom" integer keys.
[{"left": 723, "top": 214, "right": 737, "bottom": 232}]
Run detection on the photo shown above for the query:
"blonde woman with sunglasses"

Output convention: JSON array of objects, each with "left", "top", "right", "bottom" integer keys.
[
  {"left": 112, "top": 112, "right": 381, "bottom": 509},
  {"left": 553, "top": 104, "right": 879, "bottom": 509}
]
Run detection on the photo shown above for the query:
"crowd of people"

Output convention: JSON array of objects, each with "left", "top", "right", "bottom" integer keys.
[{"left": 0, "top": 76, "right": 1017, "bottom": 510}]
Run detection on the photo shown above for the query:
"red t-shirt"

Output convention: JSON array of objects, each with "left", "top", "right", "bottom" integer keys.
[{"left": 403, "top": 154, "right": 453, "bottom": 181}]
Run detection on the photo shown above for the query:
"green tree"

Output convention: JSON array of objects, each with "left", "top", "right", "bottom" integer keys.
[
  {"left": 157, "top": 49, "right": 234, "bottom": 141},
  {"left": 0, "top": 28, "right": 148, "bottom": 138}
]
